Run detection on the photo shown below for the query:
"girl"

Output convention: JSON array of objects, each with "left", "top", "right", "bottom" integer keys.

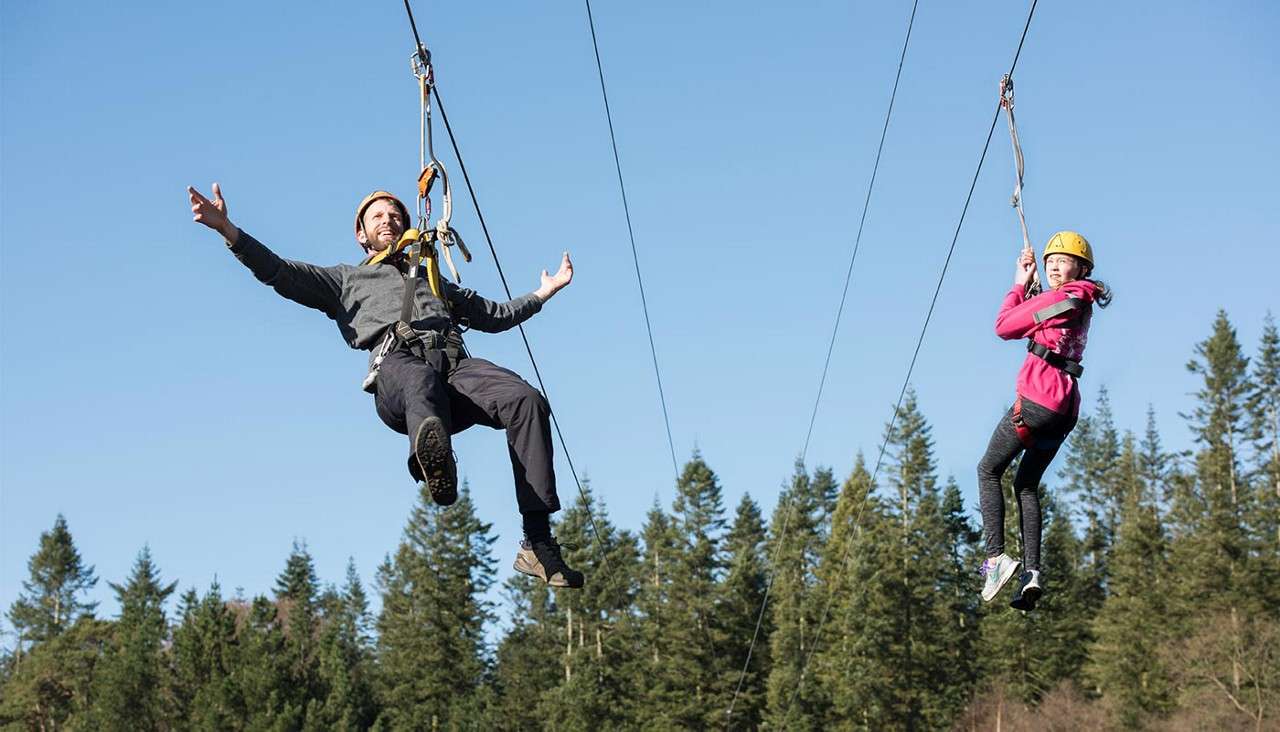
[{"left": 977, "top": 231, "right": 1111, "bottom": 610}]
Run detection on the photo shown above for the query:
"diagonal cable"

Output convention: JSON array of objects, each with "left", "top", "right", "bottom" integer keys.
[
  {"left": 725, "top": 0, "right": 920, "bottom": 723},
  {"left": 400, "top": 0, "right": 613, "bottom": 578},
  {"left": 584, "top": 0, "right": 681, "bottom": 481},
  {"left": 433, "top": 86, "right": 612, "bottom": 575},
  {"left": 780, "top": 0, "right": 1040, "bottom": 725}
]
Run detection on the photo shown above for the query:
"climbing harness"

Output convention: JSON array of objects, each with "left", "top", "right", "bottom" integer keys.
[
  {"left": 1032, "top": 297, "right": 1085, "bottom": 324},
  {"left": 1000, "top": 74, "right": 1041, "bottom": 295},
  {"left": 360, "top": 40, "right": 475, "bottom": 393},
  {"left": 1023, "top": 296, "right": 1087, "bottom": 382},
  {"left": 1010, "top": 396, "right": 1036, "bottom": 448},
  {"left": 1026, "top": 339, "right": 1083, "bottom": 377}
]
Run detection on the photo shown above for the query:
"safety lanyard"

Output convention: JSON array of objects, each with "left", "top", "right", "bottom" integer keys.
[{"left": 1000, "top": 74, "right": 1041, "bottom": 296}]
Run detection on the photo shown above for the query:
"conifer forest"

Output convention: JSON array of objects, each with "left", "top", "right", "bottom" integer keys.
[{"left": 3, "top": 310, "right": 1277, "bottom": 731}]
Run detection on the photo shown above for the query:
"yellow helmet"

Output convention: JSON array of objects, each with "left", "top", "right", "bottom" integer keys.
[
  {"left": 354, "top": 190, "right": 411, "bottom": 246},
  {"left": 1043, "top": 230, "right": 1093, "bottom": 268}
]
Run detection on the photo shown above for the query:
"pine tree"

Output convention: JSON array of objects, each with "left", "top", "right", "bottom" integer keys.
[
  {"left": 275, "top": 540, "right": 322, "bottom": 718},
  {"left": 651, "top": 452, "right": 732, "bottom": 728},
  {"left": 0, "top": 616, "right": 111, "bottom": 729},
  {"left": 876, "top": 389, "right": 969, "bottom": 729},
  {"left": 1089, "top": 432, "right": 1176, "bottom": 727},
  {"left": 491, "top": 574, "right": 561, "bottom": 731},
  {"left": 812, "top": 455, "right": 899, "bottom": 729},
  {"left": 7, "top": 514, "right": 98, "bottom": 656},
  {"left": 719, "top": 493, "right": 771, "bottom": 731},
  {"left": 1246, "top": 314, "right": 1280, "bottom": 609},
  {"left": 1058, "top": 388, "right": 1121, "bottom": 602},
  {"left": 935, "top": 477, "right": 983, "bottom": 718},
  {"left": 534, "top": 480, "right": 642, "bottom": 731},
  {"left": 763, "top": 460, "right": 830, "bottom": 730},
  {"left": 233, "top": 594, "right": 301, "bottom": 727},
  {"left": 1171, "top": 311, "right": 1256, "bottom": 616},
  {"left": 375, "top": 483, "right": 497, "bottom": 729},
  {"left": 628, "top": 499, "right": 682, "bottom": 729},
  {"left": 169, "top": 580, "right": 243, "bottom": 729},
  {"left": 87, "top": 546, "right": 177, "bottom": 730},
  {"left": 306, "top": 559, "right": 377, "bottom": 730}
]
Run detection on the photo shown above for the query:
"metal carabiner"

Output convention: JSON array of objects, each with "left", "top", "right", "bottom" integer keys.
[{"left": 999, "top": 73, "right": 1014, "bottom": 110}]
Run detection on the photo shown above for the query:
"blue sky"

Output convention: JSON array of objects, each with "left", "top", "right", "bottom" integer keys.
[{"left": 2, "top": 1, "right": 1277, "bottom": 634}]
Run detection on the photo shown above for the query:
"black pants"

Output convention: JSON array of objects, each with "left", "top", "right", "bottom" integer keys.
[
  {"left": 373, "top": 348, "right": 560, "bottom": 514},
  {"left": 977, "top": 397, "right": 1077, "bottom": 571}
]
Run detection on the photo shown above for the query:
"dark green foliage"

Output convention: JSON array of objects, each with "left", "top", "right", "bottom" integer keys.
[
  {"left": 86, "top": 546, "right": 177, "bottom": 730},
  {"left": 858, "top": 390, "right": 979, "bottom": 729},
  {"left": 720, "top": 494, "right": 771, "bottom": 731},
  {"left": 0, "top": 617, "right": 111, "bottom": 729},
  {"left": 273, "top": 540, "right": 322, "bottom": 722},
  {"left": 628, "top": 499, "right": 682, "bottom": 729},
  {"left": 169, "top": 581, "right": 241, "bottom": 728},
  {"left": 1171, "top": 311, "right": 1257, "bottom": 618},
  {"left": 306, "top": 560, "right": 378, "bottom": 730},
  {"left": 536, "top": 481, "right": 641, "bottom": 731},
  {"left": 763, "top": 460, "right": 831, "bottom": 730},
  {"left": 1089, "top": 434, "right": 1176, "bottom": 727},
  {"left": 936, "top": 477, "right": 983, "bottom": 717},
  {"left": 5, "top": 310, "right": 1279, "bottom": 731},
  {"left": 1246, "top": 314, "right": 1280, "bottom": 610},
  {"left": 812, "top": 455, "right": 898, "bottom": 728},
  {"left": 1058, "top": 388, "right": 1121, "bottom": 606},
  {"left": 7, "top": 515, "right": 98, "bottom": 654},
  {"left": 375, "top": 483, "right": 497, "bottom": 730},
  {"left": 658, "top": 452, "right": 731, "bottom": 728}
]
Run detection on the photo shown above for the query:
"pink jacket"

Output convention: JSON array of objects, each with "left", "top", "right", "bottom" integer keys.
[{"left": 994, "top": 279, "right": 1099, "bottom": 415}]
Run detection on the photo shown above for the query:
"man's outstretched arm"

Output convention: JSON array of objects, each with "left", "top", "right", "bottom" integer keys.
[
  {"left": 188, "top": 183, "right": 343, "bottom": 317},
  {"left": 448, "top": 252, "right": 574, "bottom": 333}
]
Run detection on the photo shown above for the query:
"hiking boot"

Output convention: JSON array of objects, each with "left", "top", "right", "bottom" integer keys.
[
  {"left": 979, "top": 553, "right": 1022, "bottom": 602},
  {"left": 513, "top": 538, "right": 584, "bottom": 589},
  {"left": 1010, "top": 570, "right": 1043, "bottom": 611},
  {"left": 412, "top": 416, "right": 457, "bottom": 506}
]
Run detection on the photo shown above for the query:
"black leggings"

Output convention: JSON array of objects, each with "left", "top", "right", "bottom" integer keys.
[{"left": 977, "top": 397, "right": 1077, "bottom": 571}]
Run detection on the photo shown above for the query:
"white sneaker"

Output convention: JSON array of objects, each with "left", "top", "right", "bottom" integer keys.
[
  {"left": 980, "top": 553, "right": 1022, "bottom": 602},
  {"left": 1010, "top": 570, "right": 1042, "bottom": 611}
]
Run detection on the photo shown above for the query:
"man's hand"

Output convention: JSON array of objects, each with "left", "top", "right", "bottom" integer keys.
[
  {"left": 534, "top": 251, "right": 573, "bottom": 302},
  {"left": 1013, "top": 247, "right": 1037, "bottom": 288},
  {"left": 188, "top": 183, "right": 238, "bottom": 244}
]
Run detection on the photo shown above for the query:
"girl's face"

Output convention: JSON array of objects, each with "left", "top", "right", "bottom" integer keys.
[{"left": 1045, "top": 253, "right": 1085, "bottom": 290}]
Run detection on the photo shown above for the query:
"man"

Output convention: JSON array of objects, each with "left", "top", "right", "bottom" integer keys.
[{"left": 187, "top": 183, "right": 583, "bottom": 588}]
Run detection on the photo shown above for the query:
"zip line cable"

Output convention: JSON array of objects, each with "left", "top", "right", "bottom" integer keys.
[
  {"left": 801, "top": 0, "right": 921, "bottom": 463},
  {"left": 401, "top": 0, "right": 613, "bottom": 576},
  {"left": 583, "top": 0, "right": 681, "bottom": 482},
  {"left": 725, "top": 0, "right": 921, "bottom": 723},
  {"left": 780, "top": 1, "right": 1040, "bottom": 724}
]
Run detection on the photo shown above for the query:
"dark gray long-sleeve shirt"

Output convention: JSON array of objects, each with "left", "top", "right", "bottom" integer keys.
[{"left": 227, "top": 229, "right": 543, "bottom": 358}]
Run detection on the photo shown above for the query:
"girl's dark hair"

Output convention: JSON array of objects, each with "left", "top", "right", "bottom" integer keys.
[{"left": 1082, "top": 265, "right": 1112, "bottom": 308}]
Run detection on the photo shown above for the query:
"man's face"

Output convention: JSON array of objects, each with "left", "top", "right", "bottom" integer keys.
[{"left": 358, "top": 199, "right": 406, "bottom": 252}]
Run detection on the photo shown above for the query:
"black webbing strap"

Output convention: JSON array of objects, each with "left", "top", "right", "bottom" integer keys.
[
  {"left": 1032, "top": 297, "right": 1084, "bottom": 324},
  {"left": 1027, "top": 340, "right": 1083, "bottom": 377},
  {"left": 393, "top": 240, "right": 426, "bottom": 356}
]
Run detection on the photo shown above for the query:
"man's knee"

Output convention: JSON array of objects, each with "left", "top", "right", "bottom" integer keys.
[{"left": 512, "top": 384, "right": 550, "bottom": 418}]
